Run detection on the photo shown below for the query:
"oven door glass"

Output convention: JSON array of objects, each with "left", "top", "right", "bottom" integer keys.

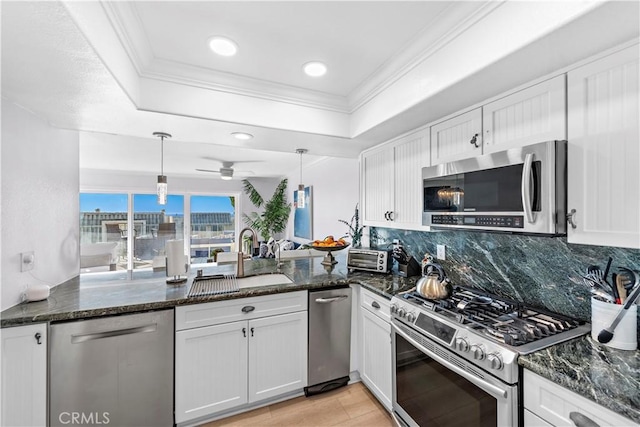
[
  {"left": 423, "top": 162, "right": 541, "bottom": 213},
  {"left": 395, "top": 333, "right": 497, "bottom": 427}
]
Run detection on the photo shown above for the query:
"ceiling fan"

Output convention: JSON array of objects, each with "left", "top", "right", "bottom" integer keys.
[{"left": 195, "top": 158, "right": 257, "bottom": 180}]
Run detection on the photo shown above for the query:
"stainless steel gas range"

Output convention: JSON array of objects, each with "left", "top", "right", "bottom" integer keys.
[{"left": 390, "top": 287, "right": 590, "bottom": 427}]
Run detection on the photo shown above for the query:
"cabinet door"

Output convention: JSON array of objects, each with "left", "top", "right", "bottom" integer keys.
[
  {"left": 431, "top": 108, "right": 482, "bottom": 164},
  {"left": 361, "top": 146, "right": 394, "bottom": 224},
  {"left": 360, "top": 308, "right": 392, "bottom": 410},
  {"left": 393, "top": 129, "right": 429, "bottom": 228},
  {"left": 483, "top": 75, "right": 566, "bottom": 154},
  {"left": 524, "top": 409, "right": 554, "bottom": 427},
  {"left": 567, "top": 44, "right": 640, "bottom": 248},
  {"left": 524, "top": 370, "right": 638, "bottom": 427},
  {"left": 248, "top": 311, "right": 307, "bottom": 403},
  {"left": 175, "top": 321, "right": 248, "bottom": 423},
  {"left": 1, "top": 324, "right": 47, "bottom": 427}
]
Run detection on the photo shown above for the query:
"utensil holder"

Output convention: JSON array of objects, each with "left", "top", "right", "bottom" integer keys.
[{"left": 591, "top": 297, "right": 637, "bottom": 350}]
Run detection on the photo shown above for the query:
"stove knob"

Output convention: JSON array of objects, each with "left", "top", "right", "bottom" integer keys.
[
  {"left": 406, "top": 312, "right": 416, "bottom": 323},
  {"left": 390, "top": 304, "right": 398, "bottom": 314},
  {"left": 455, "top": 337, "right": 470, "bottom": 352},
  {"left": 470, "top": 344, "right": 486, "bottom": 361},
  {"left": 487, "top": 353, "right": 503, "bottom": 370},
  {"left": 397, "top": 308, "right": 406, "bottom": 318}
]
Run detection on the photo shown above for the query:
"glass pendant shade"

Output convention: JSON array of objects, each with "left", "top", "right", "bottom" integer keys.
[
  {"left": 157, "top": 175, "right": 168, "bottom": 205},
  {"left": 296, "top": 148, "right": 307, "bottom": 209}
]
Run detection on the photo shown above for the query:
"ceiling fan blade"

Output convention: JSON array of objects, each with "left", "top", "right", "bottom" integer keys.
[
  {"left": 201, "top": 156, "right": 262, "bottom": 165},
  {"left": 195, "top": 168, "right": 221, "bottom": 174}
]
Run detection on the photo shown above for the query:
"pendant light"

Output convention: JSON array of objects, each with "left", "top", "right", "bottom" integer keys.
[
  {"left": 154, "top": 132, "right": 172, "bottom": 205},
  {"left": 296, "top": 148, "right": 307, "bottom": 209}
]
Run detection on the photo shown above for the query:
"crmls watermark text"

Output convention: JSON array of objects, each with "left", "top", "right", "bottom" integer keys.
[{"left": 58, "top": 412, "right": 110, "bottom": 425}]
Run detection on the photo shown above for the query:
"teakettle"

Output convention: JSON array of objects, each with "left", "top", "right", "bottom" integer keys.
[{"left": 416, "top": 262, "right": 452, "bottom": 300}]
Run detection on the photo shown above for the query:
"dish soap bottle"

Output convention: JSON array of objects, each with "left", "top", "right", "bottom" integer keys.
[{"left": 421, "top": 253, "right": 433, "bottom": 274}]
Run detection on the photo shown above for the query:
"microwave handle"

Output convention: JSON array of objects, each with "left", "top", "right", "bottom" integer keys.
[{"left": 521, "top": 153, "right": 535, "bottom": 224}]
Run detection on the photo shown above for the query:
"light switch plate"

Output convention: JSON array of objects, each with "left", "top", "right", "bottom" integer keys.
[{"left": 436, "top": 245, "right": 446, "bottom": 260}]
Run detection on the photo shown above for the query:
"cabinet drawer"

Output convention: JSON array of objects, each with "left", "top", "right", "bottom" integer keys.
[
  {"left": 360, "top": 288, "right": 391, "bottom": 323},
  {"left": 176, "top": 290, "right": 307, "bottom": 331},
  {"left": 524, "top": 370, "right": 638, "bottom": 427}
]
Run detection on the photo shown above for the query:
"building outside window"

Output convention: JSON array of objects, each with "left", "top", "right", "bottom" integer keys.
[
  {"left": 79, "top": 192, "right": 237, "bottom": 274},
  {"left": 190, "top": 195, "right": 236, "bottom": 264}
]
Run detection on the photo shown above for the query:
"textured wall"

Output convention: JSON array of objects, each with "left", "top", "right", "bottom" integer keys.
[
  {"left": 371, "top": 227, "right": 640, "bottom": 325},
  {"left": 1, "top": 100, "right": 80, "bottom": 310}
]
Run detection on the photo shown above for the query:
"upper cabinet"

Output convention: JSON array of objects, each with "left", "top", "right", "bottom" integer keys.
[
  {"left": 567, "top": 44, "right": 640, "bottom": 248},
  {"left": 431, "top": 108, "right": 482, "bottom": 164},
  {"left": 361, "top": 128, "right": 429, "bottom": 229},
  {"left": 483, "top": 75, "right": 566, "bottom": 153}
]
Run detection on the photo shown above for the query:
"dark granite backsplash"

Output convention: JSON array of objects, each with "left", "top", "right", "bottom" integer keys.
[{"left": 371, "top": 227, "right": 640, "bottom": 338}]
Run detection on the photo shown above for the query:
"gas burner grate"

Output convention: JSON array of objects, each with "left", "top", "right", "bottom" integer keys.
[{"left": 398, "top": 288, "right": 582, "bottom": 347}]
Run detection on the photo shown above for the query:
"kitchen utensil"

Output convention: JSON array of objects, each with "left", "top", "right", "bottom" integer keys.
[
  {"left": 615, "top": 274, "right": 628, "bottom": 303},
  {"left": 610, "top": 272, "right": 621, "bottom": 304},
  {"left": 456, "top": 295, "right": 492, "bottom": 310},
  {"left": 597, "top": 279, "right": 640, "bottom": 344},
  {"left": 603, "top": 257, "right": 613, "bottom": 283},
  {"left": 618, "top": 267, "right": 637, "bottom": 294}
]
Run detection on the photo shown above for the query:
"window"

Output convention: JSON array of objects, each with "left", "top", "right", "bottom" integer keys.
[
  {"left": 190, "top": 195, "right": 236, "bottom": 264},
  {"left": 79, "top": 193, "right": 128, "bottom": 272},
  {"left": 133, "top": 194, "right": 184, "bottom": 270},
  {"left": 79, "top": 192, "right": 238, "bottom": 274}
]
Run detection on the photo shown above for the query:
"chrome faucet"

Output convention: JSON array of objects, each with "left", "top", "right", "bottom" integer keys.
[
  {"left": 274, "top": 241, "right": 283, "bottom": 271},
  {"left": 237, "top": 228, "right": 259, "bottom": 277}
]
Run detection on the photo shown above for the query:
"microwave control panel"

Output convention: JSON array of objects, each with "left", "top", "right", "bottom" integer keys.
[{"left": 432, "top": 215, "right": 524, "bottom": 228}]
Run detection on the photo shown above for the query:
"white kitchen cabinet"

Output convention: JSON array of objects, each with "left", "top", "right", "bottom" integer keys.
[
  {"left": 567, "top": 44, "right": 640, "bottom": 248},
  {"left": 175, "top": 291, "right": 308, "bottom": 424},
  {"left": 359, "top": 289, "right": 392, "bottom": 411},
  {"left": 248, "top": 312, "right": 307, "bottom": 403},
  {"left": 524, "top": 370, "right": 638, "bottom": 427},
  {"left": 482, "top": 75, "right": 566, "bottom": 153},
  {"left": 1, "top": 323, "right": 47, "bottom": 427},
  {"left": 361, "top": 128, "right": 429, "bottom": 229},
  {"left": 430, "top": 108, "right": 482, "bottom": 164}
]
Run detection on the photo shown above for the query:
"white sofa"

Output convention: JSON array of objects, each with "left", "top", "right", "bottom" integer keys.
[{"left": 80, "top": 242, "right": 118, "bottom": 271}]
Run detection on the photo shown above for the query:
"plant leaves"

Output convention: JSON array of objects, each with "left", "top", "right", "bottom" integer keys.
[{"left": 242, "top": 179, "right": 264, "bottom": 208}]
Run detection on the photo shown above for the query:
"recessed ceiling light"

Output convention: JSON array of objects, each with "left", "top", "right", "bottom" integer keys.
[
  {"left": 231, "top": 132, "right": 253, "bottom": 140},
  {"left": 208, "top": 36, "right": 238, "bottom": 57},
  {"left": 303, "top": 61, "right": 327, "bottom": 77}
]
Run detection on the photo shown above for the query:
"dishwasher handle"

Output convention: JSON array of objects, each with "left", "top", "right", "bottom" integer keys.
[
  {"left": 314, "top": 295, "right": 349, "bottom": 304},
  {"left": 71, "top": 324, "right": 157, "bottom": 343}
]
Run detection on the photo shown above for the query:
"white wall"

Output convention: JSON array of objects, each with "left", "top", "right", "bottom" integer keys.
[
  {"left": 1, "top": 100, "right": 80, "bottom": 310},
  {"left": 284, "top": 157, "right": 359, "bottom": 245}
]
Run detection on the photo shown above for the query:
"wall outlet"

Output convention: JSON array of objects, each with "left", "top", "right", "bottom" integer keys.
[
  {"left": 21, "top": 251, "right": 35, "bottom": 272},
  {"left": 436, "top": 245, "right": 446, "bottom": 260}
]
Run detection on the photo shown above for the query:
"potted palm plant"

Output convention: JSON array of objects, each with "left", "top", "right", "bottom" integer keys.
[{"left": 242, "top": 178, "right": 291, "bottom": 243}]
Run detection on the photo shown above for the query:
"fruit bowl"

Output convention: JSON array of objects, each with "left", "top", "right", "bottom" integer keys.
[{"left": 309, "top": 237, "right": 349, "bottom": 265}]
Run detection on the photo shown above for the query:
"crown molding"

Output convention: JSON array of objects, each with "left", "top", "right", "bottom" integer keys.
[{"left": 347, "top": 1, "right": 504, "bottom": 113}]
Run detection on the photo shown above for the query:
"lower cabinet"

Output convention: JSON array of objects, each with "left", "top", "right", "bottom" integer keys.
[
  {"left": 175, "top": 292, "right": 308, "bottom": 424},
  {"left": 523, "top": 369, "right": 638, "bottom": 427},
  {"left": 359, "top": 289, "right": 392, "bottom": 410},
  {"left": 0, "top": 323, "right": 47, "bottom": 427}
]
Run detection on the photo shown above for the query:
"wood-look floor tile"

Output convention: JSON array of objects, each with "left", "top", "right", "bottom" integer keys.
[{"left": 200, "top": 382, "right": 389, "bottom": 427}]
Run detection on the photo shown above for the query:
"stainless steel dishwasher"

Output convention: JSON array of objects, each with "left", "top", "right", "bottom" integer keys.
[
  {"left": 50, "top": 310, "right": 174, "bottom": 427},
  {"left": 305, "top": 286, "right": 352, "bottom": 396}
]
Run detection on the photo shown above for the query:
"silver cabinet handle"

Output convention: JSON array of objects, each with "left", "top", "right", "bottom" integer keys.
[
  {"left": 567, "top": 209, "right": 578, "bottom": 229},
  {"left": 371, "top": 301, "right": 381, "bottom": 309},
  {"left": 388, "top": 211, "right": 395, "bottom": 221},
  {"left": 569, "top": 411, "right": 601, "bottom": 427},
  {"left": 521, "top": 152, "right": 535, "bottom": 224},
  {"left": 71, "top": 324, "right": 156, "bottom": 343},
  {"left": 242, "top": 305, "right": 255, "bottom": 313},
  {"left": 315, "top": 295, "right": 349, "bottom": 304}
]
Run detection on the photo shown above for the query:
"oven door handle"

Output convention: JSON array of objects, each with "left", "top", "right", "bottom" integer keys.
[{"left": 392, "top": 324, "right": 508, "bottom": 400}]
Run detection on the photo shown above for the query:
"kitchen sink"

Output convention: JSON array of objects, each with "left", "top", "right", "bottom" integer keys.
[{"left": 237, "top": 273, "right": 292, "bottom": 289}]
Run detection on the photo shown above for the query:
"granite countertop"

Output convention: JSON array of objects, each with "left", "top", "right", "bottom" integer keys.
[
  {"left": 519, "top": 335, "right": 640, "bottom": 424},
  {"left": 1, "top": 255, "right": 419, "bottom": 327}
]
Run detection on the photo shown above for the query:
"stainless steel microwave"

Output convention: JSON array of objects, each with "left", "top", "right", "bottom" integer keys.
[{"left": 422, "top": 140, "right": 567, "bottom": 235}]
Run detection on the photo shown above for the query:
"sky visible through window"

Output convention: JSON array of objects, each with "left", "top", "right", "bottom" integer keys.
[{"left": 80, "top": 194, "right": 235, "bottom": 214}]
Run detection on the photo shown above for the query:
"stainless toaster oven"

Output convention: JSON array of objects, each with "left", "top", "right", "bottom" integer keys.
[{"left": 347, "top": 248, "right": 393, "bottom": 273}]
